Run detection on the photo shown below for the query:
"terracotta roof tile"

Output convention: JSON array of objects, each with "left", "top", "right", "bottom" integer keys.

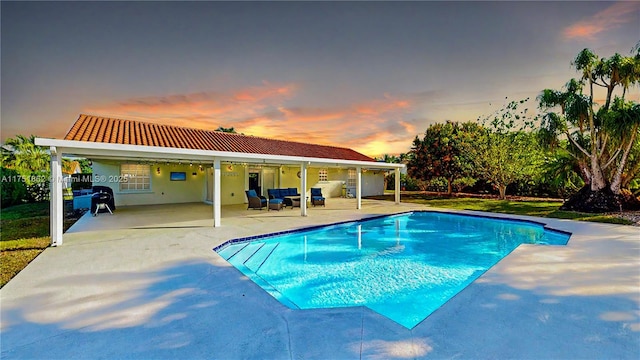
[{"left": 64, "top": 114, "right": 376, "bottom": 162}]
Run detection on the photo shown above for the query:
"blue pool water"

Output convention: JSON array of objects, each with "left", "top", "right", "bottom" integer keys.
[{"left": 216, "top": 211, "right": 570, "bottom": 328}]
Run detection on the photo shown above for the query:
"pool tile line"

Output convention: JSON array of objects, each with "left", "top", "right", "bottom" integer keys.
[{"left": 212, "top": 210, "right": 570, "bottom": 252}]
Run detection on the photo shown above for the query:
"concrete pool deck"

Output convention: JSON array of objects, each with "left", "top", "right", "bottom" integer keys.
[{"left": 1, "top": 199, "right": 639, "bottom": 359}]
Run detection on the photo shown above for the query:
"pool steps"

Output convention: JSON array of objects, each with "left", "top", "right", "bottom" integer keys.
[
  {"left": 218, "top": 242, "right": 281, "bottom": 273},
  {"left": 252, "top": 243, "right": 280, "bottom": 272},
  {"left": 219, "top": 242, "right": 299, "bottom": 309},
  {"left": 242, "top": 243, "right": 266, "bottom": 264},
  {"left": 219, "top": 242, "right": 250, "bottom": 261}
]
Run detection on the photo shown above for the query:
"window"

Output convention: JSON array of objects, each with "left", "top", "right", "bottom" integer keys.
[
  {"left": 319, "top": 169, "right": 328, "bottom": 182},
  {"left": 347, "top": 169, "right": 356, "bottom": 187},
  {"left": 120, "top": 164, "right": 150, "bottom": 191}
]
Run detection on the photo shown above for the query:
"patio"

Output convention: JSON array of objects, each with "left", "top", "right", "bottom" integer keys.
[
  {"left": 1, "top": 200, "right": 639, "bottom": 359},
  {"left": 66, "top": 198, "right": 407, "bottom": 233}
]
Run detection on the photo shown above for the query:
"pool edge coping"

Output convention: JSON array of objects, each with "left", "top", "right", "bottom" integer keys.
[{"left": 213, "top": 209, "right": 572, "bottom": 252}]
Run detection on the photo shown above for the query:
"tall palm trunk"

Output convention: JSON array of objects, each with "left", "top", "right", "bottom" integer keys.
[
  {"left": 587, "top": 76, "right": 607, "bottom": 192},
  {"left": 610, "top": 124, "right": 639, "bottom": 194},
  {"left": 590, "top": 153, "right": 607, "bottom": 191}
]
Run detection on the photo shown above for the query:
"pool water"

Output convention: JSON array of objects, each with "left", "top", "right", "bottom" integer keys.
[{"left": 216, "top": 211, "right": 570, "bottom": 328}]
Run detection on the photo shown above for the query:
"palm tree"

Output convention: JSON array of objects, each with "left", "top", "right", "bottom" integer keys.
[
  {"left": 538, "top": 48, "right": 640, "bottom": 198},
  {"left": 2, "top": 135, "right": 49, "bottom": 185}
]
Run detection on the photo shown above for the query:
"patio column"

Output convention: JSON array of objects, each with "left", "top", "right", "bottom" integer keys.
[
  {"left": 356, "top": 166, "right": 362, "bottom": 209},
  {"left": 50, "top": 147, "right": 64, "bottom": 246},
  {"left": 213, "top": 158, "right": 221, "bottom": 227},
  {"left": 395, "top": 167, "right": 401, "bottom": 204},
  {"left": 300, "top": 162, "right": 308, "bottom": 216}
]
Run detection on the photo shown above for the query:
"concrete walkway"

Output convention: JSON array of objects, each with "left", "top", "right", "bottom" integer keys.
[{"left": 1, "top": 199, "right": 639, "bottom": 359}]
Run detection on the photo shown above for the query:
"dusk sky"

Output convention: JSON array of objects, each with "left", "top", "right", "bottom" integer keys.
[{"left": 2, "top": 1, "right": 639, "bottom": 157}]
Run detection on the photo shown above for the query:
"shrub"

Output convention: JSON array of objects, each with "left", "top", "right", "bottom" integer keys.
[
  {"left": 426, "top": 177, "right": 448, "bottom": 193},
  {"left": 386, "top": 173, "right": 420, "bottom": 191},
  {"left": 452, "top": 177, "right": 477, "bottom": 193},
  {"left": 1, "top": 167, "right": 28, "bottom": 208}
]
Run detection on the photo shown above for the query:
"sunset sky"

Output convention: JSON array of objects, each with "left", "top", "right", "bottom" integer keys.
[{"left": 2, "top": 1, "right": 638, "bottom": 157}]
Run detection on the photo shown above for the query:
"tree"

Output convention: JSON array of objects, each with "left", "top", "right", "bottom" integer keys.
[
  {"left": 62, "top": 160, "right": 80, "bottom": 175},
  {"left": 472, "top": 98, "right": 543, "bottom": 199},
  {"left": 215, "top": 126, "right": 237, "bottom": 133},
  {"left": 407, "top": 121, "right": 473, "bottom": 195},
  {"left": 2, "top": 135, "right": 49, "bottom": 185},
  {"left": 77, "top": 158, "right": 93, "bottom": 173},
  {"left": 377, "top": 153, "right": 411, "bottom": 190},
  {"left": 0, "top": 167, "right": 28, "bottom": 208},
  {"left": 1, "top": 135, "right": 51, "bottom": 203},
  {"left": 540, "top": 147, "right": 585, "bottom": 201},
  {"left": 472, "top": 130, "right": 542, "bottom": 199},
  {"left": 537, "top": 47, "right": 640, "bottom": 211}
]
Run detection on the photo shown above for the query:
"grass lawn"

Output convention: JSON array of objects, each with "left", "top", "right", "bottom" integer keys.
[
  {"left": 1, "top": 203, "right": 50, "bottom": 287},
  {"left": 371, "top": 192, "right": 633, "bottom": 225},
  {"left": 1, "top": 202, "right": 80, "bottom": 288}
]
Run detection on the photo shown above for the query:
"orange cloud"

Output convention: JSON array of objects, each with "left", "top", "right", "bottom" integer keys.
[
  {"left": 563, "top": 2, "right": 640, "bottom": 40},
  {"left": 84, "top": 83, "right": 418, "bottom": 157},
  {"left": 85, "top": 82, "right": 295, "bottom": 129}
]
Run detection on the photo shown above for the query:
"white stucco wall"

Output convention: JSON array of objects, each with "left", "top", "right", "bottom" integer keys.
[
  {"left": 361, "top": 171, "right": 385, "bottom": 196},
  {"left": 284, "top": 167, "right": 385, "bottom": 198}
]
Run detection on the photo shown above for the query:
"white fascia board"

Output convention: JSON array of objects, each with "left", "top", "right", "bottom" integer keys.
[{"left": 35, "top": 138, "right": 405, "bottom": 169}]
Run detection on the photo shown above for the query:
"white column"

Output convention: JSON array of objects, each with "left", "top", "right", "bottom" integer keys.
[
  {"left": 356, "top": 166, "right": 362, "bottom": 209},
  {"left": 50, "top": 147, "right": 63, "bottom": 246},
  {"left": 300, "top": 162, "right": 308, "bottom": 216},
  {"left": 244, "top": 166, "right": 249, "bottom": 203},
  {"left": 213, "top": 158, "right": 221, "bottom": 227},
  {"left": 395, "top": 167, "right": 401, "bottom": 204}
]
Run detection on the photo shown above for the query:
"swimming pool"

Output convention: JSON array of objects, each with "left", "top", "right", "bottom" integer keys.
[{"left": 215, "top": 211, "right": 570, "bottom": 328}]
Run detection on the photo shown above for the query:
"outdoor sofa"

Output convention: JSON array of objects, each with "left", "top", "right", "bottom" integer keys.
[{"left": 267, "top": 188, "right": 300, "bottom": 207}]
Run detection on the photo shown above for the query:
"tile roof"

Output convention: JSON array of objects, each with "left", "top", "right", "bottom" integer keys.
[{"left": 64, "top": 114, "right": 376, "bottom": 162}]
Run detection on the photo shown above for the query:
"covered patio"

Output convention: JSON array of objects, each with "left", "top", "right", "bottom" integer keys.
[
  {"left": 66, "top": 198, "right": 401, "bottom": 234},
  {"left": 36, "top": 114, "right": 404, "bottom": 246}
]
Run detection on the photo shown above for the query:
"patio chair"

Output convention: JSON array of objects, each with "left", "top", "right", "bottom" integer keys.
[
  {"left": 246, "top": 189, "right": 267, "bottom": 210},
  {"left": 310, "top": 188, "right": 325, "bottom": 207}
]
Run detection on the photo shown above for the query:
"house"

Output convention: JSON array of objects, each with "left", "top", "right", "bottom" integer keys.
[{"left": 36, "top": 114, "right": 404, "bottom": 246}]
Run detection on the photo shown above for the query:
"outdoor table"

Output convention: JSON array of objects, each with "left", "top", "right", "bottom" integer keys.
[{"left": 284, "top": 196, "right": 301, "bottom": 208}]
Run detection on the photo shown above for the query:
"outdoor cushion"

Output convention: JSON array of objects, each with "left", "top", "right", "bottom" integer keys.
[
  {"left": 310, "top": 188, "right": 322, "bottom": 196},
  {"left": 248, "top": 189, "right": 258, "bottom": 198},
  {"left": 267, "top": 189, "right": 278, "bottom": 199},
  {"left": 288, "top": 188, "right": 299, "bottom": 196},
  {"left": 269, "top": 198, "right": 284, "bottom": 204}
]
